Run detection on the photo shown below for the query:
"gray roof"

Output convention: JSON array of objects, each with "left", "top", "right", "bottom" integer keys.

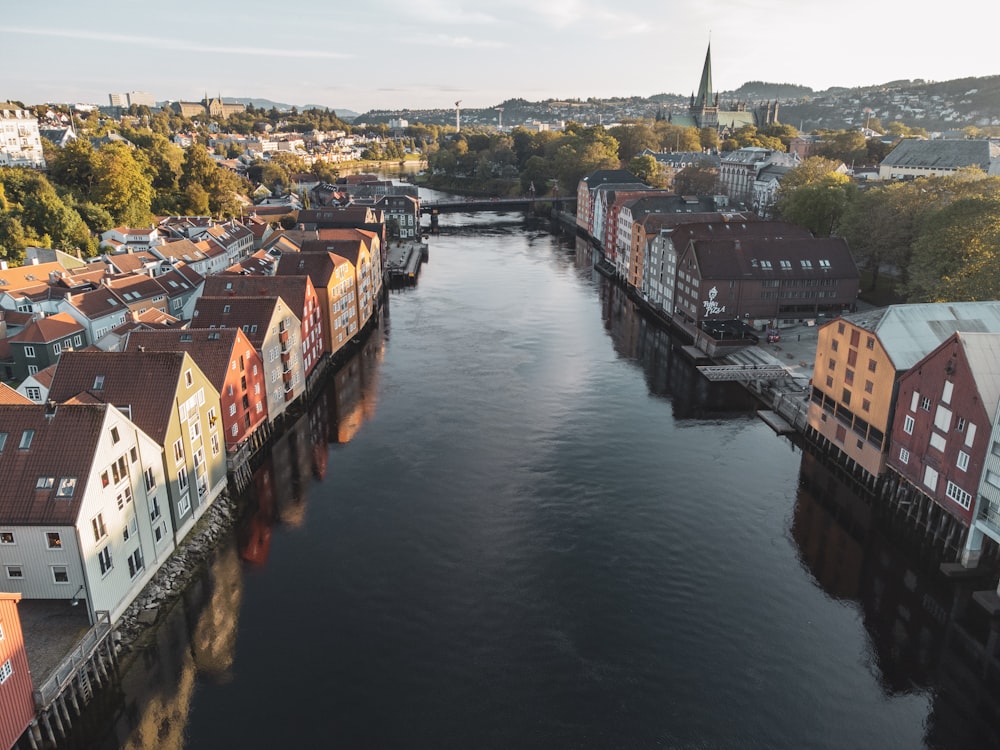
[
  {"left": 880, "top": 138, "right": 1000, "bottom": 171},
  {"left": 957, "top": 332, "right": 1000, "bottom": 419},
  {"left": 841, "top": 302, "right": 1000, "bottom": 370}
]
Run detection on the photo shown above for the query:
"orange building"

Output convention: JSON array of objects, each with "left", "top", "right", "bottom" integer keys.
[{"left": 0, "top": 593, "right": 35, "bottom": 750}]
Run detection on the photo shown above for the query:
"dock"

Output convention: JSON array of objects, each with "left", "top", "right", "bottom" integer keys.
[
  {"left": 386, "top": 241, "right": 427, "bottom": 285},
  {"left": 757, "top": 409, "right": 795, "bottom": 435}
]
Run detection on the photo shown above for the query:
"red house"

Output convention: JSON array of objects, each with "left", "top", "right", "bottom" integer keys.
[
  {"left": 887, "top": 331, "right": 1000, "bottom": 528},
  {"left": 203, "top": 274, "right": 325, "bottom": 378},
  {"left": 0, "top": 593, "right": 35, "bottom": 750},
  {"left": 123, "top": 328, "right": 269, "bottom": 452}
]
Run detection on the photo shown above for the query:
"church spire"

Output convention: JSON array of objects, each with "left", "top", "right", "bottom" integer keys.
[{"left": 695, "top": 43, "right": 713, "bottom": 109}]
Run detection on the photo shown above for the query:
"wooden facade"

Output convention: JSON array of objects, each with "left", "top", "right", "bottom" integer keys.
[
  {"left": 808, "top": 318, "right": 898, "bottom": 479},
  {"left": 0, "top": 594, "right": 34, "bottom": 750}
]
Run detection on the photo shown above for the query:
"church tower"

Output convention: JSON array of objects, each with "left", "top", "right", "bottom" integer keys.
[{"left": 689, "top": 43, "right": 719, "bottom": 130}]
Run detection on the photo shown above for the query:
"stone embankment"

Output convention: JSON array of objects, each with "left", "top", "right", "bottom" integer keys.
[{"left": 114, "top": 492, "right": 238, "bottom": 658}]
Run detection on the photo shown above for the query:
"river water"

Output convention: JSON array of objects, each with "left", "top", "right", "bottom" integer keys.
[{"left": 76, "top": 200, "right": 1000, "bottom": 749}]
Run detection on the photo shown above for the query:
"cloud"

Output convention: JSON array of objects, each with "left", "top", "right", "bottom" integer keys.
[
  {"left": 386, "top": 0, "right": 498, "bottom": 25},
  {"left": 0, "top": 26, "right": 351, "bottom": 59},
  {"left": 407, "top": 33, "right": 507, "bottom": 49},
  {"left": 508, "top": 0, "right": 652, "bottom": 35}
]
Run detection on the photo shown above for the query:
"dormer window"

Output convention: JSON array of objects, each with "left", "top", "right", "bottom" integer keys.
[
  {"left": 779, "top": 260, "right": 792, "bottom": 270},
  {"left": 819, "top": 259, "right": 831, "bottom": 268},
  {"left": 19, "top": 430, "right": 34, "bottom": 450},
  {"left": 93, "top": 375, "right": 105, "bottom": 390},
  {"left": 36, "top": 476, "right": 54, "bottom": 489},
  {"left": 800, "top": 260, "right": 813, "bottom": 269},
  {"left": 56, "top": 478, "right": 77, "bottom": 498},
  {"left": 0, "top": 433, "right": 7, "bottom": 452}
]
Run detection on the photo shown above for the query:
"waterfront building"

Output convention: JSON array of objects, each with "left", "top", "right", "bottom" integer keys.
[
  {"left": 275, "top": 251, "right": 358, "bottom": 358},
  {"left": 589, "top": 183, "right": 649, "bottom": 259},
  {"left": 191, "top": 296, "right": 305, "bottom": 424},
  {"left": 671, "top": 222, "right": 856, "bottom": 349},
  {"left": 887, "top": 332, "right": 1000, "bottom": 560},
  {"left": 0, "top": 108, "right": 45, "bottom": 169},
  {"left": 296, "top": 206, "right": 387, "bottom": 250},
  {"left": 0, "top": 593, "right": 34, "bottom": 750},
  {"left": 636, "top": 210, "right": 754, "bottom": 315},
  {"left": 808, "top": 302, "right": 1000, "bottom": 484},
  {"left": 47, "top": 350, "right": 227, "bottom": 546},
  {"left": 203, "top": 274, "right": 325, "bottom": 378},
  {"left": 300, "top": 237, "right": 380, "bottom": 334},
  {"left": 311, "top": 227, "right": 385, "bottom": 300},
  {"left": 575, "top": 169, "right": 641, "bottom": 234},
  {"left": 123, "top": 328, "right": 269, "bottom": 453},
  {"left": 0, "top": 402, "right": 174, "bottom": 624},
  {"left": 373, "top": 194, "right": 421, "bottom": 240}
]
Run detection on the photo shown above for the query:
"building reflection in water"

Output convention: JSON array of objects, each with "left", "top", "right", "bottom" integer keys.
[
  {"left": 793, "top": 449, "right": 1000, "bottom": 747},
  {"left": 237, "top": 321, "right": 385, "bottom": 566},
  {"left": 61, "top": 539, "right": 243, "bottom": 750},
  {"left": 572, "top": 236, "right": 756, "bottom": 420}
]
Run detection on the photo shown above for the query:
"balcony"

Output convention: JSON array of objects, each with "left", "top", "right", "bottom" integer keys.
[{"left": 279, "top": 328, "right": 290, "bottom": 348}]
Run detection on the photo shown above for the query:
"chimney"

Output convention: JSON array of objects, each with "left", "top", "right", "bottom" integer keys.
[{"left": 44, "top": 400, "right": 58, "bottom": 419}]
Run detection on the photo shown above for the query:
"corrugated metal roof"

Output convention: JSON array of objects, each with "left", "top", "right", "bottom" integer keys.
[{"left": 844, "top": 302, "right": 1000, "bottom": 370}]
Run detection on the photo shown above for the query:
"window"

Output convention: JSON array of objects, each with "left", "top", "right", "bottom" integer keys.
[
  {"left": 184, "top": 369, "right": 194, "bottom": 387},
  {"left": 51, "top": 566, "right": 69, "bottom": 584},
  {"left": 903, "top": 415, "right": 915, "bottom": 434},
  {"left": 97, "top": 546, "right": 112, "bottom": 575},
  {"left": 74, "top": 335, "right": 82, "bottom": 347},
  {"left": 0, "top": 532, "right": 13, "bottom": 545},
  {"left": 865, "top": 380, "right": 874, "bottom": 394},
  {"left": 862, "top": 399, "right": 871, "bottom": 412},
  {"left": 920, "top": 397, "right": 931, "bottom": 411},
  {"left": 845, "top": 369, "right": 854, "bottom": 385},
  {"left": 847, "top": 349, "right": 858, "bottom": 367},
  {"left": 127, "top": 549, "right": 144, "bottom": 579},
  {"left": 837, "top": 322, "right": 845, "bottom": 335},
  {"left": 957, "top": 451, "right": 970, "bottom": 472},
  {"left": 53, "top": 343, "right": 61, "bottom": 355},
  {"left": 56, "top": 478, "right": 77, "bottom": 498},
  {"left": 19, "top": 430, "right": 34, "bottom": 450},
  {"left": 842, "top": 388, "right": 851, "bottom": 406},
  {"left": 867, "top": 359, "right": 877, "bottom": 373},
  {"left": 26, "top": 365, "right": 37, "bottom": 376},
  {"left": 116, "top": 486, "right": 133, "bottom": 511},
  {"left": 111, "top": 455, "right": 127, "bottom": 484},
  {"left": 92, "top": 513, "right": 107, "bottom": 542},
  {"left": 0, "top": 433, "right": 6, "bottom": 452},
  {"left": 831, "top": 339, "right": 839, "bottom": 352},
  {"left": 946, "top": 481, "right": 973, "bottom": 510},
  {"left": 828, "top": 358, "right": 836, "bottom": 371},
  {"left": 211, "top": 434, "right": 220, "bottom": 457},
  {"left": 5, "top": 566, "right": 23, "bottom": 579},
  {"left": 231, "top": 423, "right": 239, "bottom": 437},
  {"left": 956, "top": 417, "right": 967, "bottom": 432},
  {"left": 229, "top": 403, "right": 237, "bottom": 417},
  {"left": 942, "top": 381, "right": 954, "bottom": 404},
  {"left": 189, "top": 420, "right": 201, "bottom": 441},
  {"left": 154, "top": 522, "right": 166, "bottom": 543},
  {"left": 0, "top": 660, "right": 12, "bottom": 684},
  {"left": 923, "top": 465, "right": 939, "bottom": 492},
  {"left": 866, "top": 336, "right": 875, "bottom": 350},
  {"left": 24, "top": 346, "right": 35, "bottom": 358},
  {"left": 25, "top": 386, "right": 41, "bottom": 401},
  {"left": 150, "top": 495, "right": 161, "bottom": 522},
  {"left": 36, "top": 476, "right": 54, "bottom": 490},
  {"left": 130, "top": 446, "right": 138, "bottom": 463},
  {"left": 144, "top": 467, "right": 156, "bottom": 492},
  {"left": 93, "top": 375, "right": 105, "bottom": 390},
  {"left": 178, "top": 466, "right": 189, "bottom": 491},
  {"left": 46, "top": 532, "right": 62, "bottom": 549},
  {"left": 173, "top": 439, "right": 184, "bottom": 464},
  {"left": 178, "top": 493, "right": 191, "bottom": 517},
  {"left": 899, "top": 447, "right": 910, "bottom": 464}
]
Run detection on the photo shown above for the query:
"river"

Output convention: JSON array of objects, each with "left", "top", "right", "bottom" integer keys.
[{"left": 73, "top": 196, "right": 1000, "bottom": 749}]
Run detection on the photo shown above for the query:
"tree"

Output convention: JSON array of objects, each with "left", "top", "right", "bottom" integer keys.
[
  {"left": 779, "top": 157, "right": 846, "bottom": 191},
  {"left": 775, "top": 173, "right": 854, "bottom": 236},
  {"left": 92, "top": 143, "right": 153, "bottom": 226},
  {"left": 48, "top": 138, "right": 97, "bottom": 195},
  {"left": 627, "top": 155, "right": 669, "bottom": 189},
  {"left": 673, "top": 160, "right": 719, "bottom": 194},
  {"left": 907, "top": 196, "right": 1000, "bottom": 302},
  {"left": 609, "top": 120, "right": 658, "bottom": 161}
]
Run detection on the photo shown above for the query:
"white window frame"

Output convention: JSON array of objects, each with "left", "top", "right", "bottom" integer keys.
[
  {"left": 898, "top": 447, "right": 909, "bottom": 464},
  {"left": 903, "top": 415, "right": 915, "bottom": 435}
]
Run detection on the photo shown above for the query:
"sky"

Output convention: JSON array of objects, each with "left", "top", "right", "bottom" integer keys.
[{"left": 1, "top": 0, "right": 996, "bottom": 116}]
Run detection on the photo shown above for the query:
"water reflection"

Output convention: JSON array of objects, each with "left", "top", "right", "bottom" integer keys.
[{"left": 793, "top": 449, "right": 1000, "bottom": 747}]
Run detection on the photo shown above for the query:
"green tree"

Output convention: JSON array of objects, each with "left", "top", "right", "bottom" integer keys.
[
  {"left": 907, "top": 196, "right": 1000, "bottom": 302},
  {"left": 775, "top": 173, "right": 854, "bottom": 236},
  {"left": 627, "top": 154, "right": 668, "bottom": 188},
  {"left": 779, "top": 157, "right": 846, "bottom": 190},
  {"left": 673, "top": 160, "right": 719, "bottom": 194},
  {"left": 48, "top": 138, "right": 97, "bottom": 195},
  {"left": 92, "top": 143, "right": 153, "bottom": 226},
  {"left": 609, "top": 120, "right": 658, "bottom": 161}
]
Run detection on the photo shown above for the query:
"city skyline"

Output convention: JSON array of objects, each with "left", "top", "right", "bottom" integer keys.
[{"left": 1, "top": 0, "right": 996, "bottom": 115}]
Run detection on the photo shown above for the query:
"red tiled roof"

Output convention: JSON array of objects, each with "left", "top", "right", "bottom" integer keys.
[
  {"left": 47, "top": 350, "right": 191, "bottom": 443},
  {"left": 0, "top": 403, "right": 109, "bottom": 525},
  {"left": 191, "top": 296, "right": 288, "bottom": 348},
  {"left": 203, "top": 275, "right": 314, "bottom": 319},
  {"left": 0, "top": 383, "right": 32, "bottom": 405},
  {"left": 9, "top": 312, "right": 85, "bottom": 343},
  {"left": 123, "top": 328, "right": 246, "bottom": 390}
]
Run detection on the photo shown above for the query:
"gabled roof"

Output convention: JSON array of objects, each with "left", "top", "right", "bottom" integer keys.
[
  {"left": 840, "top": 302, "right": 1000, "bottom": 371},
  {"left": 0, "top": 261, "right": 67, "bottom": 293},
  {"left": 0, "top": 403, "right": 110, "bottom": 525},
  {"left": 275, "top": 252, "right": 345, "bottom": 288},
  {"left": 9, "top": 312, "right": 84, "bottom": 344},
  {"left": 48, "top": 350, "right": 192, "bottom": 443},
  {"left": 192, "top": 296, "right": 290, "bottom": 348},
  {"left": 956, "top": 332, "right": 1000, "bottom": 418},
  {"left": 688, "top": 234, "right": 857, "bottom": 281},
  {"left": 123, "top": 328, "right": 246, "bottom": 390},
  {"left": 580, "top": 169, "right": 641, "bottom": 188},
  {"left": 203, "top": 275, "right": 314, "bottom": 320},
  {"left": 300, "top": 238, "right": 362, "bottom": 265},
  {"left": 155, "top": 238, "right": 210, "bottom": 264},
  {"left": 0, "top": 383, "right": 32, "bottom": 405}
]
